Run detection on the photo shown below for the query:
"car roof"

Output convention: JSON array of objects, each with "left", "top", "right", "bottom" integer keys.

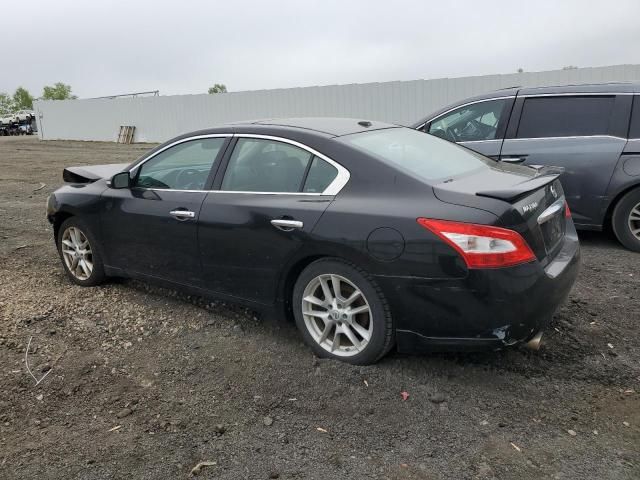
[
  {"left": 230, "top": 117, "right": 399, "bottom": 137},
  {"left": 146, "top": 118, "right": 401, "bottom": 162}
]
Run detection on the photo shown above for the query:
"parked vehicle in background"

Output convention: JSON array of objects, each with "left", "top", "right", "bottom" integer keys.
[
  {"left": 0, "top": 111, "right": 36, "bottom": 136},
  {"left": 47, "top": 118, "right": 580, "bottom": 364},
  {"left": 413, "top": 83, "right": 640, "bottom": 252},
  {"left": 13, "top": 110, "right": 34, "bottom": 122},
  {"left": 0, "top": 115, "right": 14, "bottom": 126}
]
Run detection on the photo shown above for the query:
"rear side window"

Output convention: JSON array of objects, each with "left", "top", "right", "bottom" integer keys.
[
  {"left": 303, "top": 157, "right": 338, "bottom": 193},
  {"left": 516, "top": 96, "right": 615, "bottom": 138},
  {"left": 630, "top": 96, "right": 640, "bottom": 138},
  {"left": 221, "top": 138, "right": 312, "bottom": 192},
  {"left": 341, "top": 127, "right": 491, "bottom": 182}
]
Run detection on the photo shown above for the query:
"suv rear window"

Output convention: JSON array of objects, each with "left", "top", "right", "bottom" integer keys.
[
  {"left": 340, "top": 127, "right": 491, "bottom": 181},
  {"left": 516, "top": 96, "right": 615, "bottom": 138}
]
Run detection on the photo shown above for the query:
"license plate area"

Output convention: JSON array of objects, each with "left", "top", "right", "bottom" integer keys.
[{"left": 538, "top": 199, "right": 566, "bottom": 253}]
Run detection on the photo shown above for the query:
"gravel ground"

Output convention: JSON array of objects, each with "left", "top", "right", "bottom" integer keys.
[{"left": 0, "top": 136, "right": 638, "bottom": 480}]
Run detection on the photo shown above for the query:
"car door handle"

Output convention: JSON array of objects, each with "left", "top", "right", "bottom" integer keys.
[
  {"left": 501, "top": 155, "right": 528, "bottom": 164},
  {"left": 270, "top": 219, "right": 303, "bottom": 231},
  {"left": 169, "top": 209, "right": 195, "bottom": 219}
]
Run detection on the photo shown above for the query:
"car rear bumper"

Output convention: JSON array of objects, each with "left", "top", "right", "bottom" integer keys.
[{"left": 374, "top": 224, "right": 581, "bottom": 352}]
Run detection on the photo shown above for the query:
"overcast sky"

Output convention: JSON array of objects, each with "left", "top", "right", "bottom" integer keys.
[{"left": 3, "top": 0, "right": 639, "bottom": 98}]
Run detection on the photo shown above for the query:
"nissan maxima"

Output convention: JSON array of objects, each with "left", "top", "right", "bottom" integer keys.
[{"left": 47, "top": 118, "right": 580, "bottom": 364}]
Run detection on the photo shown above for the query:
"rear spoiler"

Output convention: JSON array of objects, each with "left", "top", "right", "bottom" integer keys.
[{"left": 476, "top": 166, "right": 564, "bottom": 202}]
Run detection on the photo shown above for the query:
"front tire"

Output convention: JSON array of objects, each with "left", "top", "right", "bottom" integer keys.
[
  {"left": 56, "top": 217, "right": 106, "bottom": 286},
  {"left": 612, "top": 188, "right": 640, "bottom": 252},
  {"left": 292, "top": 258, "right": 394, "bottom": 365}
]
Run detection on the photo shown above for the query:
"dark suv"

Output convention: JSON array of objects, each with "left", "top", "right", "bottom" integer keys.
[{"left": 413, "top": 83, "right": 640, "bottom": 251}]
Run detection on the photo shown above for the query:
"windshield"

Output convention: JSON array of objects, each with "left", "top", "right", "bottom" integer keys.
[{"left": 340, "top": 127, "right": 493, "bottom": 182}]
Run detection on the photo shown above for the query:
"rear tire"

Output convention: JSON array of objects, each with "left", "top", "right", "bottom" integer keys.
[
  {"left": 612, "top": 188, "right": 640, "bottom": 253},
  {"left": 56, "top": 217, "right": 107, "bottom": 286},
  {"left": 292, "top": 258, "right": 394, "bottom": 365}
]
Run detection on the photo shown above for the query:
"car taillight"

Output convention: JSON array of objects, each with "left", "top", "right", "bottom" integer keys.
[
  {"left": 417, "top": 218, "right": 536, "bottom": 268},
  {"left": 564, "top": 202, "right": 571, "bottom": 218}
]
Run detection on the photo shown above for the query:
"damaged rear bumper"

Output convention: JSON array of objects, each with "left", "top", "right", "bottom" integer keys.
[{"left": 375, "top": 225, "right": 581, "bottom": 353}]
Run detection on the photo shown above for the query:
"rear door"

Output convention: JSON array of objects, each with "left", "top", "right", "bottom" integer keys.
[
  {"left": 198, "top": 135, "right": 347, "bottom": 304},
  {"left": 500, "top": 93, "right": 632, "bottom": 228},
  {"left": 421, "top": 97, "right": 514, "bottom": 159},
  {"left": 100, "top": 135, "right": 230, "bottom": 284}
]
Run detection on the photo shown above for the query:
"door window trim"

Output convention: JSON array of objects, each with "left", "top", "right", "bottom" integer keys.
[
  {"left": 127, "top": 133, "right": 350, "bottom": 195},
  {"left": 506, "top": 134, "right": 626, "bottom": 141},
  {"left": 214, "top": 134, "right": 350, "bottom": 196}
]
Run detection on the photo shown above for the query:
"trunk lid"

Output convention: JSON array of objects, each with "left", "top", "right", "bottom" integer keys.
[
  {"left": 63, "top": 163, "right": 128, "bottom": 183},
  {"left": 433, "top": 165, "right": 567, "bottom": 263}
]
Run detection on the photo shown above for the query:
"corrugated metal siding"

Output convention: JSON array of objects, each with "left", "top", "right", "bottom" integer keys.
[{"left": 34, "top": 64, "right": 640, "bottom": 143}]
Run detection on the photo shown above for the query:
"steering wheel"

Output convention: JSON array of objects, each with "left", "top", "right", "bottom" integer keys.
[
  {"left": 446, "top": 127, "right": 458, "bottom": 142},
  {"left": 175, "top": 168, "right": 202, "bottom": 189}
]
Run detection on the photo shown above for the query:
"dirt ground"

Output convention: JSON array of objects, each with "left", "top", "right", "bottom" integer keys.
[{"left": 0, "top": 135, "right": 638, "bottom": 479}]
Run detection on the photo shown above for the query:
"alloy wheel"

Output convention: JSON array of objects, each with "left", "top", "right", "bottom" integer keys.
[
  {"left": 301, "top": 274, "right": 373, "bottom": 357},
  {"left": 60, "top": 226, "right": 94, "bottom": 281},
  {"left": 628, "top": 201, "right": 640, "bottom": 241}
]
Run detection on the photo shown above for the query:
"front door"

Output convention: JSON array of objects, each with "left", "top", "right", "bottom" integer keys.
[
  {"left": 500, "top": 94, "right": 630, "bottom": 227},
  {"left": 100, "top": 136, "right": 229, "bottom": 285},
  {"left": 198, "top": 136, "right": 344, "bottom": 304}
]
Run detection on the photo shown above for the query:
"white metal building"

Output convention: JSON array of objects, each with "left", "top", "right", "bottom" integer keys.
[{"left": 33, "top": 64, "right": 640, "bottom": 143}]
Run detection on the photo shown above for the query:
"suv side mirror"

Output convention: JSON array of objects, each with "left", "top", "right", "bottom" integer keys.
[{"left": 110, "top": 171, "right": 132, "bottom": 189}]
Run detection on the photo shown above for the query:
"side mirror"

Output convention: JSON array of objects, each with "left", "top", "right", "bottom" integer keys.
[{"left": 110, "top": 171, "right": 132, "bottom": 189}]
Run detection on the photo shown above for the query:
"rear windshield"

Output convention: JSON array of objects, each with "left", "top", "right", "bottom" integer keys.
[{"left": 339, "top": 127, "right": 492, "bottom": 181}]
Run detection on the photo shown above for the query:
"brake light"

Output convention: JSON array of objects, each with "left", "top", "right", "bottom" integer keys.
[
  {"left": 564, "top": 202, "right": 571, "bottom": 218},
  {"left": 417, "top": 218, "right": 536, "bottom": 268}
]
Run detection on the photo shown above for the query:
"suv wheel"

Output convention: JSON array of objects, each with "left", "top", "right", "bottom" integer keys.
[{"left": 612, "top": 188, "right": 640, "bottom": 252}]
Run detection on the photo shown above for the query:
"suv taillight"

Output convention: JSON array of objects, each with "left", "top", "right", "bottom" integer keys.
[{"left": 417, "top": 218, "right": 536, "bottom": 268}]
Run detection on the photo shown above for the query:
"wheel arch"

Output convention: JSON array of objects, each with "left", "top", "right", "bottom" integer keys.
[
  {"left": 51, "top": 211, "right": 75, "bottom": 241},
  {"left": 277, "top": 250, "right": 369, "bottom": 321}
]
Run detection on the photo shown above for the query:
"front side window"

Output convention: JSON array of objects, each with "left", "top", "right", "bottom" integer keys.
[
  {"left": 341, "top": 127, "right": 492, "bottom": 182},
  {"left": 428, "top": 99, "right": 508, "bottom": 142},
  {"left": 516, "top": 96, "right": 615, "bottom": 139},
  {"left": 221, "top": 138, "right": 313, "bottom": 192},
  {"left": 136, "top": 138, "right": 225, "bottom": 190}
]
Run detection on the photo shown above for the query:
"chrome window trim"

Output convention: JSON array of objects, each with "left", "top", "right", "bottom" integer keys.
[
  {"left": 129, "top": 133, "right": 350, "bottom": 196},
  {"left": 415, "top": 96, "right": 515, "bottom": 131},
  {"left": 520, "top": 92, "right": 634, "bottom": 98},
  {"left": 507, "top": 134, "right": 626, "bottom": 141},
  {"left": 457, "top": 138, "right": 503, "bottom": 144}
]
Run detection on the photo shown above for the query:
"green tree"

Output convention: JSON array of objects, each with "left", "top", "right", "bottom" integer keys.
[
  {"left": 208, "top": 84, "right": 228, "bottom": 94},
  {"left": 42, "top": 82, "right": 77, "bottom": 100},
  {"left": 0, "top": 93, "right": 15, "bottom": 115},
  {"left": 13, "top": 87, "right": 34, "bottom": 110}
]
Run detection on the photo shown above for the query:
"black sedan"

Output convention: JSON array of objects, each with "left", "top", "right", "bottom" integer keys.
[{"left": 47, "top": 118, "right": 580, "bottom": 364}]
